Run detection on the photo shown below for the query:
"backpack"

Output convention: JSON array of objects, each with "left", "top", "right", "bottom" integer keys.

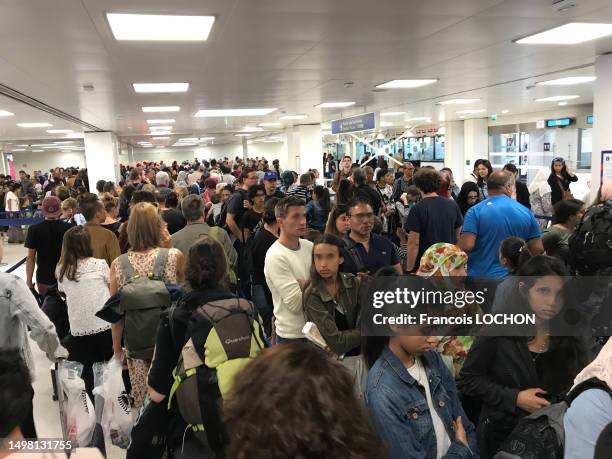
[
  {"left": 494, "top": 378, "right": 612, "bottom": 459},
  {"left": 568, "top": 201, "right": 612, "bottom": 274},
  {"left": 166, "top": 297, "right": 265, "bottom": 453},
  {"left": 118, "top": 248, "right": 171, "bottom": 360},
  {"left": 208, "top": 226, "right": 237, "bottom": 287}
]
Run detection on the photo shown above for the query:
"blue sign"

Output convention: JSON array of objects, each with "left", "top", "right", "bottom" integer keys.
[
  {"left": 587, "top": 115, "right": 593, "bottom": 125},
  {"left": 331, "top": 112, "right": 376, "bottom": 134},
  {"left": 546, "top": 118, "right": 572, "bottom": 127}
]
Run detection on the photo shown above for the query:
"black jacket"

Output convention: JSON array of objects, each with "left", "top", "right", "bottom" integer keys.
[
  {"left": 353, "top": 183, "right": 382, "bottom": 215},
  {"left": 548, "top": 173, "right": 578, "bottom": 205},
  {"left": 458, "top": 336, "right": 588, "bottom": 458},
  {"left": 515, "top": 181, "right": 531, "bottom": 209}
]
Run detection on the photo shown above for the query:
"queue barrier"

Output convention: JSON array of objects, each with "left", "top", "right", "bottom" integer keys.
[
  {"left": 5, "top": 257, "right": 26, "bottom": 273},
  {"left": 0, "top": 210, "right": 44, "bottom": 227}
]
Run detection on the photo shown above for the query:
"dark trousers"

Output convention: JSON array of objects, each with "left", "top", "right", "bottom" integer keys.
[{"left": 67, "top": 329, "right": 113, "bottom": 398}]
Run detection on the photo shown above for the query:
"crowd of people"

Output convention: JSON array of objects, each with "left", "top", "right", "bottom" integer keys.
[{"left": 0, "top": 153, "right": 611, "bottom": 459}]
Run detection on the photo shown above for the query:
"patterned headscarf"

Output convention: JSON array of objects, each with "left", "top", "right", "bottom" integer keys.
[
  {"left": 417, "top": 243, "right": 468, "bottom": 277},
  {"left": 572, "top": 337, "right": 612, "bottom": 390}
]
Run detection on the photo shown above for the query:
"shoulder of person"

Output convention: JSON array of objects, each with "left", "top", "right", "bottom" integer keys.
[{"left": 339, "top": 271, "right": 359, "bottom": 287}]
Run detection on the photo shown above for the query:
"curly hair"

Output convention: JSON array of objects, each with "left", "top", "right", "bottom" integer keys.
[
  {"left": 223, "top": 343, "right": 384, "bottom": 458},
  {"left": 185, "top": 235, "right": 227, "bottom": 289}
]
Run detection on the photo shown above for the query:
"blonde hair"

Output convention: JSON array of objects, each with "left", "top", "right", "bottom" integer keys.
[
  {"left": 101, "top": 193, "right": 118, "bottom": 212},
  {"left": 127, "top": 202, "right": 164, "bottom": 251},
  {"left": 61, "top": 197, "right": 78, "bottom": 211},
  {"left": 175, "top": 186, "right": 188, "bottom": 203}
]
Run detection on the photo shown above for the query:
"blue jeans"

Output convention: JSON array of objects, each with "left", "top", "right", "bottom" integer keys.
[{"left": 251, "top": 284, "right": 273, "bottom": 339}]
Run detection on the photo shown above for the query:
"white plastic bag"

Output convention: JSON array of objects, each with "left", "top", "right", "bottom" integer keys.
[
  {"left": 59, "top": 361, "right": 96, "bottom": 447},
  {"left": 93, "top": 358, "right": 133, "bottom": 449}
]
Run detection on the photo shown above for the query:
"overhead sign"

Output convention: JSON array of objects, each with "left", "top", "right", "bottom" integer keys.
[
  {"left": 546, "top": 118, "right": 573, "bottom": 127},
  {"left": 536, "top": 120, "right": 546, "bottom": 129},
  {"left": 602, "top": 151, "right": 612, "bottom": 186},
  {"left": 331, "top": 112, "right": 376, "bottom": 134},
  {"left": 587, "top": 115, "right": 593, "bottom": 125}
]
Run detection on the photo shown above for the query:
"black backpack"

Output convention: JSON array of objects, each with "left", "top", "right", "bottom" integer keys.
[
  {"left": 494, "top": 378, "right": 612, "bottom": 459},
  {"left": 568, "top": 201, "right": 612, "bottom": 274}
]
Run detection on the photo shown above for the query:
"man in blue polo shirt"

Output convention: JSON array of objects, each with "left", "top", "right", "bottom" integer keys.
[
  {"left": 342, "top": 198, "right": 403, "bottom": 276},
  {"left": 459, "top": 171, "right": 544, "bottom": 278}
]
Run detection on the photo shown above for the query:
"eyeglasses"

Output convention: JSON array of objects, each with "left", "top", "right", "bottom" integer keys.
[{"left": 349, "top": 212, "right": 374, "bottom": 221}]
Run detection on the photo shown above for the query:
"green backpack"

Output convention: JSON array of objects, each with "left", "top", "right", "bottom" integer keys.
[
  {"left": 208, "top": 226, "right": 237, "bottom": 286},
  {"left": 166, "top": 297, "right": 264, "bottom": 452},
  {"left": 118, "top": 248, "right": 171, "bottom": 360}
]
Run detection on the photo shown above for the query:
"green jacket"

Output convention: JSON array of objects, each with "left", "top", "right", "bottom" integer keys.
[{"left": 303, "top": 272, "right": 361, "bottom": 355}]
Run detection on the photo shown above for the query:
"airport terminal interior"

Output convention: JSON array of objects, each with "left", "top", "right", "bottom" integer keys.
[{"left": 1, "top": 1, "right": 612, "bottom": 458}]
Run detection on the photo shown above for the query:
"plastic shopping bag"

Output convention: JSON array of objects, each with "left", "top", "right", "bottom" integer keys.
[
  {"left": 58, "top": 361, "right": 96, "bottom": 447},
  {"left": 93, "top": 358, "right": 133, "bottom": 449}
]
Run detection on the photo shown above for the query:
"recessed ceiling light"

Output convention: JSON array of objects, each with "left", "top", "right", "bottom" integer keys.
[
  {"left": 456, "top": 109, "right": 487, "bottom": 114},
  {"left": 516, "top": 23, "right": 612, "bottom": 45},
  {"left": 46, "top": 129, "right": 74, "bottom": 134},
  {"left": 537, "top": 76, "right": 596, "bottom": 86},
  {"left": 535, "top": 95, "right": 580, "bottom": 102},
  {"left": 321, "top": 123, "right": 331, "bottom": 130},
  {"left": 150, "top": 131, "right": 172, "bottom": 136},
  {"left": 241, "top": 127, "right": 264, "bottom": 132},
  {"left": 0, "top": 110, "right": 14, "bottom": 117},
  {"left": 17, "top": 122, "right": 53, "bottom": 128},
  {"left": 142, "top": 106, "right": 180, "bottom": 113},
  {"left": 558, "top": 101, "right": 568, "bottom": 106},
  {"left": 380, "top": 122, "right": 393, "bottom": 127},
  {"left": 148, "top": 126, "right": 173, "bottom": 131},
  {"left": 438, "top": 98, "right": 480, "bottom": 105},
  {"left": 501, "top": 110, "right": 510, "bottom": 114},
  {"left": 177, "top": 138, "right": 198, "bottom": 142},
  {"left": 279, "top": 114, "right": 308, "bottom": 120},
  {"left": 235, "top": 134, "right": 251, "bottom": 137},
  {"left": 65, "top": 133, "right": 84, "bottom": 139},
  {"left": 194, "top": 108, "right": 277, "bottom": 117},
  {"left": 107, "top": 13, "right": 215, "bottom": 41},
  {"left": 54, "top": 141, "right": 74, "bottom": 144},
  {"left": 459, "top": 116, "right": 466, "bottom": 119},
  {"left": 406, "top": 117, "right": 432, "bottom": 122},
  {"left": 199, "top": 137, "right": 215, "bottom": 141},
  {"left": 381, "top": 112, "right": 407, "bottom": 116},
  {"left": 152, "top": 136, "right": 170, "bottom": 140},
  {"left": 133, "top": 83, "right": 189, "bottom": 93},
  {"left": 31, "top": 149, "right": 44, "bottom": 152},
  {"left": 315, "top": 102, "right": 356, "bottom": 108},
  {"left": 376, "top": 79, "right": 438, "bottom": 89},
  {"left": 11, "top": 149, "right": 25, "bottom": 152},
  {"left": 258, "top": 122, "right": 283, "bottom": 127},
  {"left": 147, "top": 119, "right": 176, "bottom": 124}
]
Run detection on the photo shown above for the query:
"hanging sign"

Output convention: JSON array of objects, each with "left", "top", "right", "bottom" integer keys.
[{"left": 331, "top": 112, "right": 376, "bottom": 134}]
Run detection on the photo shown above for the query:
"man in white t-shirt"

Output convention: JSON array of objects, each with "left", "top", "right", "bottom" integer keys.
[{"left": 264, "top": 195, "right": 313, "bottom": 343}]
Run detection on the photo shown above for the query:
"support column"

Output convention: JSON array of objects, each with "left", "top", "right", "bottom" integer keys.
[
  {"left": 444, "top": 121, "right": 465, "bottom": 183},
  {"left": 242, "top": 136, "right": 249, "bottom": 160},
  {"left": 284, "top": 126, "right": 299, "bottom": 172},
  {"left": 297, "top": 125, "right": 324, "bottom": 184},
  {"left": 591, "top": 53, "right": 612, "bottom": 199},
  {"left": 128, "top": 144, "right": 135, "bottom": 166},
  {"left": 463, "top": 119, "right": 489, "bottom": 180},
  {"left": 84, "top": 132, "right": 120, "bottom": 192}
]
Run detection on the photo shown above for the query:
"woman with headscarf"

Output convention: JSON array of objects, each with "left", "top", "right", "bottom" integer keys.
[
  {"left": 455, "top": 182, "right": 480, "bottom": 216},
  {"left": 175, "top": 170, "right": 189, "bottom": 188},
  {"left": 563, "top": 338, "right": 612, "bottom": 458},
  {"left": 529, "top": 168, "right": 553, "bottom": 229}
]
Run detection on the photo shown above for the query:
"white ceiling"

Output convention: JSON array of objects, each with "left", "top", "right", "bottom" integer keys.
[{"left": 0, "top": 0, "right": 611, "bottom": 148}]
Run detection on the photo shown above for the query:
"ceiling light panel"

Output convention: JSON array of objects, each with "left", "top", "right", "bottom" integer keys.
[
  {"left": 133, "top": 83, "right": 189, "bottom": 93},
  {"left": 148, "top": 126, "right": 173, "bottom": 130},
  {"left": 279, "top": 115, "right": 307, "bottom": 120},
  {"left": 194, "top": 108, "right": 277, "bottom": 117},
  {"left": 438, "top": 99, "right": 480, "bottom": 105},
  {"left": 46, "top": 129, "right": 73, "bottom": 134},
  {"left": 199, "top": 137, "right": 215, "bottom": 141},
  {"left": 17, "top": 123, "right": 53, "bottom": 128},
  {"left": 107, "top": 13, "right": 215, "bottom": 41},
  {"left": 147, "top": 119, "right": 175, "bottom": 124},
  {"left": 516, "top": 23, "right": 612, "bottom": 45},
  {"left": 142, "top": 106, "right": 180, "bottom": 113},
  {"left": 315, "top": 102, "right": 355, "bottom": 108},
  {"left": 537, "top": 76, "right": 596, "bottom": 86},
  {"left": 152, "top": 136, "right": 170, "bottom": 140},
  {"left": 381, "top": 112, "right": 406, "bottom": 116},
  {"left": 406, "top": 117, "right": 432, "bottom": 121},
  {"left": 456, "top": 109, "right": 487, "bottom": 114},
  {"left": 0, "top": 110, "right": 14, "bottom": 117},
  {"left": 535, "top": 95, "right": 580, "bottom": 102},
  {"left": 376, "top": 79, "right": 438, "bottom": 89},
  {"left": 258, "top": 122, "right": 283, "bottom": 127}
]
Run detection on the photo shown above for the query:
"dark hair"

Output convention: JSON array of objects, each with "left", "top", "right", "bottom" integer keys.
[
  {"left": 239, "top": 167, "right": 256, "bottom": 183},
  {"left": 310, "top": 233, "right": 345, "bottom": 279},
  {"left": 185, "top": 235, "right": 228, "bottom": 289},
  {"left": 313, "top": 185, "right": 330, "bottom": 213},
  {"left": 336, "top": 178, "right": 354, "bottom": 206},
  {"left": 79, "top": 193, "right": 103, "bottom": 221},
  {"left": 129, "top": 167, "right": 142, "bottom": 181},
  {"left": 263, "top": 197, "right": 279, "bottom": 224},
  {"left": 96, "top": 179, "right": 106, "bottom": 193},
  {"left": 248, "top": 184, "right": 266, "bottom": 202},
  {"left": 57, "top": 226, "right": 93, "bottom": 282},
  {"left": 275, "top": 195, "right": 305, "bottom": 219},
  {"left": 223, "top": 343, "right": 383, "bottom": 459},
  {"left": 0, "top": 350, "right": 34, "bottom": 438},
  {"left": 376, "top": 168, "right": 390, "bottom": 182},
  {"left": 325, "top": 204, "right": 349, "bottom": 237},
  {"left": 550, "top": 157, "right": 570, "bottom": 179},
  {"left": 154, "top": 191, "right": 166, "bottom": 204},
  {"left": 552, "top": 198, "right": 584, "bottom": 225},
  {"left": 413, "top": 168, "right": 441, "bottom": 194},
  {"left": 55, "top": 186, "right": 70, "bottom": 202},
  {"left": 101, "top": 194, "right": 118, "bottom": 212},
  {"left": 102, "top": 181, "right": 115, "bottom": 194},
  {"left": 456, "top": 181, "right": 480, "bottom": 215},
  {"left": 130, "top": 190, "right": 157, "bottom": 205},
  {"left": 500, "top": 237, "right": 532, "bottom": 272},
  {"left": 164, "top": 191, "right": 179, "bottom": 208},
  {"left": 352, "top": 167, "right": 367, "bottom": 186},
  {"left": 502, "top": 163, "right": 518, "bottom": 175},
  {"left": 346, "top": 197, "right": 373, "bottom": 215},
  {"left": 474, "top": 159, "right": 493, "bottom": 187}
]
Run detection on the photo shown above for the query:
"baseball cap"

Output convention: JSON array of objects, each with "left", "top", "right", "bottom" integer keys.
[
  {"left": 42, "top": 196, "right": 63, "bottom": 218},
  {"left": 263, "top": 171, "right": 278, "bottom": 181}
]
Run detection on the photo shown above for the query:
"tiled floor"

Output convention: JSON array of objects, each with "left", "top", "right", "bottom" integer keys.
[{"left": 2, "top": 242, "right": 126, "bottom": 459}]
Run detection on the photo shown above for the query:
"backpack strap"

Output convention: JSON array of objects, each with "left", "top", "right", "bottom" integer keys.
[
  {"left": 567, "top": 377, "right": 612, "bottom": 405},
  {"left": 152, "top": 248, "right": 170, "bottom": 279},
  {"left": 209, "top": 225, "right": 219, "bottom": 241},
  {"left": 118, "top": 253, "right": 135, "bottom": 280}
]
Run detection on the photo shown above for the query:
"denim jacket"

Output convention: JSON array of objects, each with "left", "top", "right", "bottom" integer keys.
[{"left": 366, "top": 347, "right": 478, "bottom": 459}]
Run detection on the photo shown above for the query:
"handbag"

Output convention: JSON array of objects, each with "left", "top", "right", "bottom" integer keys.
[{"left": 557, "top": 177, "right": 574, "bottom": 200}]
